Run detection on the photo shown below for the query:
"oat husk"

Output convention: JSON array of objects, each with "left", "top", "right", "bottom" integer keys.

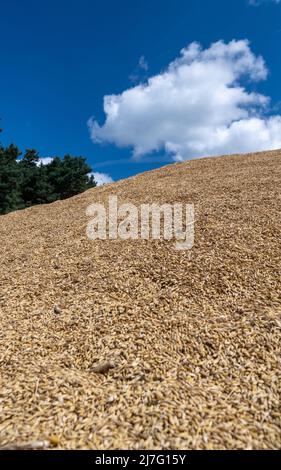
[{"left": 0, "top": 150, "right": 280, "bottom": 449}]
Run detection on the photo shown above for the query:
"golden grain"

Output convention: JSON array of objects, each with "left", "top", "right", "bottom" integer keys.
[{"left": 0, "top": 150, "right": 280, "bottom": 449}]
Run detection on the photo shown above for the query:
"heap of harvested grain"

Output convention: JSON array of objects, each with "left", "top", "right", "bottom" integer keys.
[{"left": 0, "top": 150, "right": 280, "bottom": 450}]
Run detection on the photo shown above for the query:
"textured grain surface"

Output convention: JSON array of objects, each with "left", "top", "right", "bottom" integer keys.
[{"left": 0, "top": 150, "right": 280, "bottom": 449}]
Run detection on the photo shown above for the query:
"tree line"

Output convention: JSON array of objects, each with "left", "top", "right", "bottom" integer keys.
[{"left": 0, "top": 127, "right": 96, "bottom": 215}]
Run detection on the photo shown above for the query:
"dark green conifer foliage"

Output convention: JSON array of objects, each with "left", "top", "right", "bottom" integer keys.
[{"left": 0, "top": 127, "right": 96, "bottom": 215}]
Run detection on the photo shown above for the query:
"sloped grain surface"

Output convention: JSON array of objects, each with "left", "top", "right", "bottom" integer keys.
[{"left": 0, "top": 150, "right": 280, "bottom": 449}]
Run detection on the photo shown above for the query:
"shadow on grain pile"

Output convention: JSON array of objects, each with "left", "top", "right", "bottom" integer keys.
[{"left": 0, "top": 149, "right": 280, "bottom": 450}]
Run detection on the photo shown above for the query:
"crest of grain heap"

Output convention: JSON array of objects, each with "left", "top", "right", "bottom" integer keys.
[{"left": 0, "top": 149, "right": 280, "bottom": 449}]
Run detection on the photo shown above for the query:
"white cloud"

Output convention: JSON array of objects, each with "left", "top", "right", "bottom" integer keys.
[
  {"left": 37, "top": 157, "right": 53, "bottom": 166},
  {"left": 90, "top": 172, "right": 114, "bottom": 186},
  {"left": 249, "top": 0, "right": 280, "bottom": 5},
  {"left": 129, "top": 55, "right": 149, "bottom": 83},
  {"left": 138, "top": 55, "right": 148, "bottom": 71},
  {"left": 88, "top": 39, "right": 281, "bottom": 161}
]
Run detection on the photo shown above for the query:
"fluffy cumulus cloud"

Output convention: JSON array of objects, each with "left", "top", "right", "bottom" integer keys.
[
  {"left": 91, "top": 172, "right": 114, "bottom": 186},
  {"left": 88, "top": 40, "right": 281, "bottom": 161}
]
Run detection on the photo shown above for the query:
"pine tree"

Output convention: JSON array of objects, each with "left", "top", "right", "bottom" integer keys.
[
  {"left": 46, "top": 155, "right": 96, "bottom": 200},
  {"left": 0, "top": 142, "right": 23, "bottom": 214},
  {"left": 0, "top": 126, "right": 97, "bottom": 214}
]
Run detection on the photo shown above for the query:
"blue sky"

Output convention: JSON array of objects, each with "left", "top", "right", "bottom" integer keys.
[{"left": 0, "top": 0, "right": 281, "bottom": 183}]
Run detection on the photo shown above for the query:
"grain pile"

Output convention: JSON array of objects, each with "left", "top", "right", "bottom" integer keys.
[{"left": 0, "top": 150, "right": 280, "bottom": 450}]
